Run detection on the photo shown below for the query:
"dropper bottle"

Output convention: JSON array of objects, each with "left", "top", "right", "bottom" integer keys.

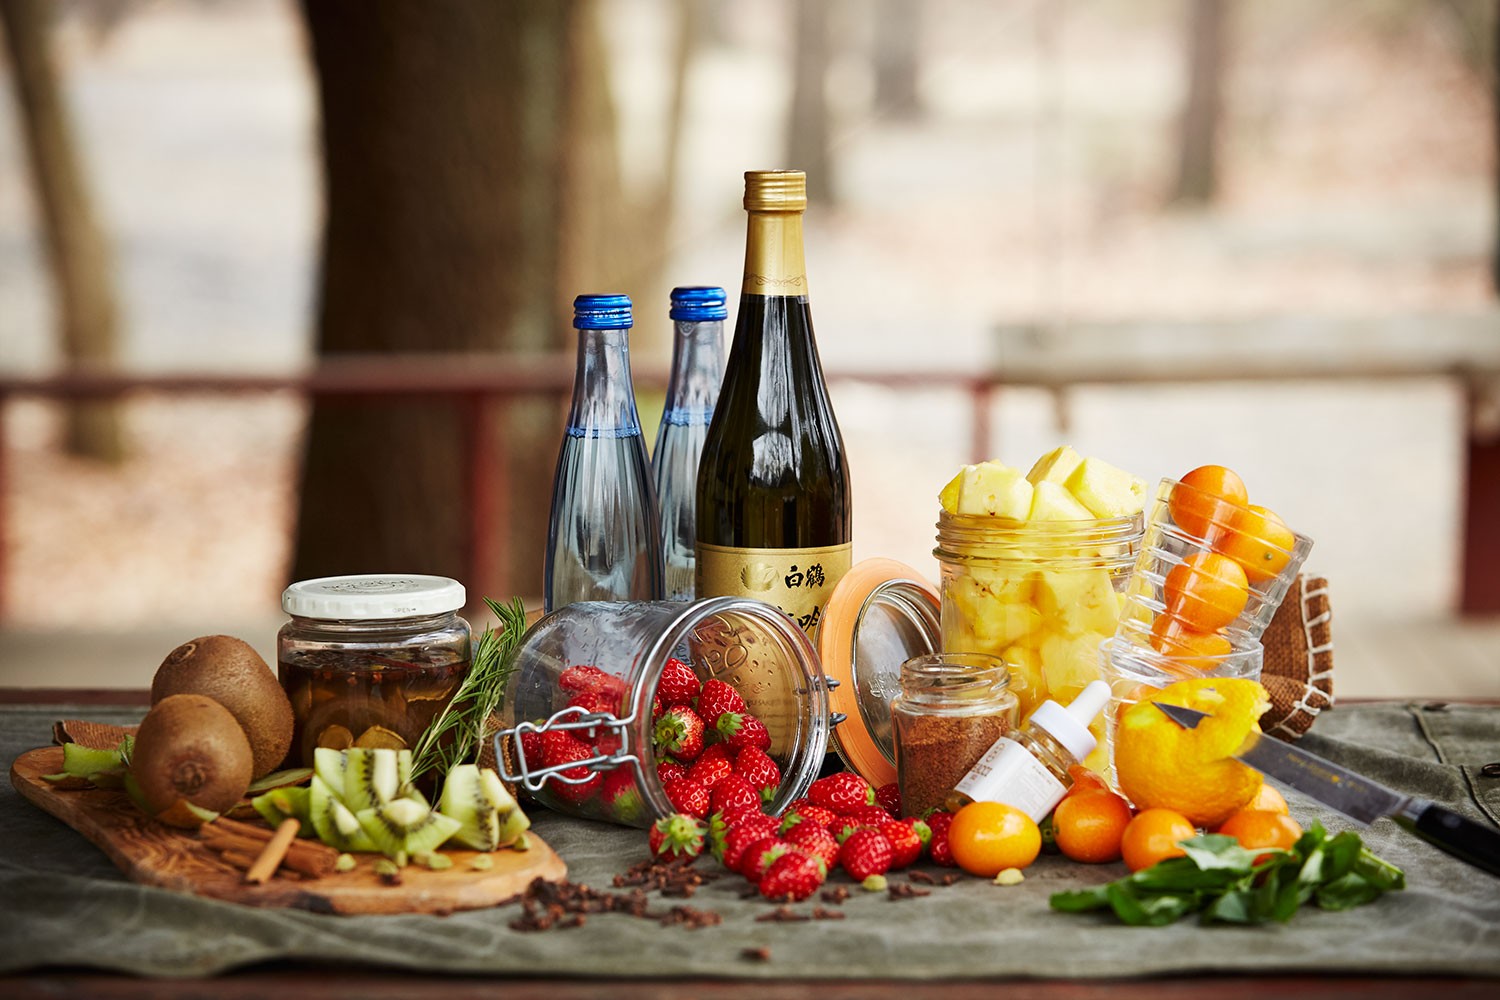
[{"left": 944, "top": 680, "right": 1112, "bottom": 822}]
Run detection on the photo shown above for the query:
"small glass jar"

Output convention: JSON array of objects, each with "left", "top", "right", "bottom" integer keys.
[
  {"left": 278, "top": 575, "right": 471, "bottom": 767},
  {"left": 497, "top": 598, "right": 833, "bottom": 828},
  {"left": 890, "top": 653, "right": 1018, "bottom": 819},
  {"left": 934, "top": 509, "right": 1141, "bottom": 724}
]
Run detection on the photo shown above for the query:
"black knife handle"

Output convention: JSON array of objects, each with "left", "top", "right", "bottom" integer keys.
[{"left": 1393, "top": 802, "right": 1500, "bottom": 878}]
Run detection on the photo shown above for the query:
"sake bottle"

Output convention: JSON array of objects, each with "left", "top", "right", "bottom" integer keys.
[
  {"left": 695, "top": 170, "right": 851, "bottom": 634},
  {"left": 651, "top": 286, "right": 727, "bottom": 601},
  {"left": 545, "top": 294, "right": 664, "bottom": 611}
]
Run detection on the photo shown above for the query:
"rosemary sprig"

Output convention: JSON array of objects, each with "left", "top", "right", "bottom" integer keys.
[{"left": 409, "top": 596, "right": 529, "bottom": 786}]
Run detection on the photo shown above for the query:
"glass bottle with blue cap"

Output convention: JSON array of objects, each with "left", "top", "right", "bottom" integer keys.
[
  {"left": 652, "top": 286, "right": 727, "bottom": 601},
  {"left": 545, "top": 294, "right": 664, "bottom": 611}
]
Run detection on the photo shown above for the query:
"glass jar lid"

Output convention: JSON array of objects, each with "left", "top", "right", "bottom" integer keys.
[
  {"left": 817, "top": 558, "right": 941, "bottom": 788},
  {"left": 282, "top": 574, "right": 466, "bottom": 620}
]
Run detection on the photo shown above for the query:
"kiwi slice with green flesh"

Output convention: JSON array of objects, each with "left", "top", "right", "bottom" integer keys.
[
  {"left": 343, "top": 747, "right": 401, "bottom": 813},
  {"left": 439, "top": 764, "right": 530, "bottom": 851},
  {"left": 313, "top": 747, "right": 347, "bottom": 801},
  {"left": 309, "top": 775, "right": 377, "bottom": 853},
  {"left": 355, "top": 797, "right": 461, "bottom": 866},
  {"left": 43, "top": 741, "right": 130, "bottom": 788},
  {"left": 252, "top": 786, "right": 314, "bottom": 837}
]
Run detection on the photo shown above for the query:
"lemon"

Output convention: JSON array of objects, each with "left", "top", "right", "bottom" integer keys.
[{"left": 1113, "top": 677, "right": 1269, "bottom": 829}]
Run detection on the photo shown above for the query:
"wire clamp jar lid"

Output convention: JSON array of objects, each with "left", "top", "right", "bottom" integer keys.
[{"left": 495, "top": 703, "right": 643, "bottom": 792}]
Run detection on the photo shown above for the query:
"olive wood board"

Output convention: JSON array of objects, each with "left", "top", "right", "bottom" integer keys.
[{"left": 10, "top": 745, "right": 567, "bottom": 915}]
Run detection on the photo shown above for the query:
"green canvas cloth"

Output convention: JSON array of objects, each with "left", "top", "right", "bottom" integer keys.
[{"left": 1, "top": 700, "right": 1497, "bottom": 980}]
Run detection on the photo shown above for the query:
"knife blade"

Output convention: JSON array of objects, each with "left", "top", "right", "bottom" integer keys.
[{"left": 1152, "top": 701, "right": 1500, "bottom": 878}]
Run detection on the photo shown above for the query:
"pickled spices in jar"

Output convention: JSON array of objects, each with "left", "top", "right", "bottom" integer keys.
[
  {"left": 891, "top": 653, "right": 1018, "bottom": 819},
  {"left": 278, "top": 575, "right": 471, "bottom": 767}
]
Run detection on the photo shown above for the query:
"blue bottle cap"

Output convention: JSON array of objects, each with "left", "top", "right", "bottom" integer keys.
[
  {"left": 573, "top": 294, "right": 633, "bottom": 330},
  {"left": 669, "top": 286, "right": 728, "bottom": 322}
]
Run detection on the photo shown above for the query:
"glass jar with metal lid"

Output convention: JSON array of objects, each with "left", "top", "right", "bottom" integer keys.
[{"left": 278, "top": 574, "right": 471, "bottom": 767}]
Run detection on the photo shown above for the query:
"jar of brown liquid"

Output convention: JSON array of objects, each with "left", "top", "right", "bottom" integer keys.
[
  {"left": 891, "top": 652, "right": 1018, "bottom": 818},
  {"left": 278, "top": 575, "right": 471, "bottom": 766}
]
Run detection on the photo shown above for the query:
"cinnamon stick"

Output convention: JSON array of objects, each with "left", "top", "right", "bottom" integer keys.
[
  {"left": 200, "top": 818, "right": 339, "bottom": 878},
  {"left": 244, "top": 818, "right": 301, "bottom": 884}
]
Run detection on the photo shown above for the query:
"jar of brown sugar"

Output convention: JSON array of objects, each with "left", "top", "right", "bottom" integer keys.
[{"left": 891, "top": 652, "right": 1018, "bottom": 818}]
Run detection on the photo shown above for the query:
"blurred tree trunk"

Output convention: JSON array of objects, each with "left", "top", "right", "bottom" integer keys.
[
  {"left": 873, "top": 0, "right": 921, "bottom": 119},
  {"left": 787, "top": 0, "right": 835, "bottom": 205},
  {"left": 1, "top": 0, "right": 124, "bottom": 462},
  {"left": 1171, "top": 0, "right": 1227, "bottom": 205},
  {"left": 293, "top": 0, "right": 575, "bottom": 596}
]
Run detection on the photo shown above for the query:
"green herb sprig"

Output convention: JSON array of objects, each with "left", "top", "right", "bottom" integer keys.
[
  {"left": 1050, "top": 823, "right": 1405, "bottom": 927},
  {"left": 409, "top": 596, "right": 529, "bottom": 787}
]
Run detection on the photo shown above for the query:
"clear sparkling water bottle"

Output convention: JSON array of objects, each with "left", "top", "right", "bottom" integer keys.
[
  {"left": 651, "top": 286, "right": 727, "bottom": 601},
  {"left": 545, "top": 294, "right": 664, "bottom": 611}
]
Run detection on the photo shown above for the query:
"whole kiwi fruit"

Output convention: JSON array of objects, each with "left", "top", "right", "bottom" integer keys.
[
  {"left": 132, "top": 694, "right": 254, "bottom": 827},
  {"left": 152, "top": 635, "right": 294, "bottom": 778}
]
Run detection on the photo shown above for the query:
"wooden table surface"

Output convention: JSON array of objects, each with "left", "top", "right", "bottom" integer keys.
[{"left": 4, "top": 687, "right": 1496, "bottom": 998}]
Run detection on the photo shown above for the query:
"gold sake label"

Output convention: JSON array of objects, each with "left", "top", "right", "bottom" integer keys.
[
  {"left": 742, "top": 212, "right": 808, "bottom": 297},
  {"left": 695, "top": 542, "right": 852, "bottom": 634}
]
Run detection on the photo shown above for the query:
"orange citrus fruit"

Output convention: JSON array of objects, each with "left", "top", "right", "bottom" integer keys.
[
  {"left": 1064, "top": 764, "right": 1111, "bottom": 799},
  {"left": 1053, "top": 789, "right": 1133, "bottom": 864},
  {"left": 1218, "top": 504, "right": 1296, "bottom": 583},
  {"left": 1113, "top": 677, "right": 1270, "bottom": 828},
  {"left": 1245, "top": 782, "right": 1289, "bottom": 815},
  {"left": 1215, "top": 809, "right": 1302, "bottom": 862},
  {"left": 949, "top": 801, "right": 1042, "bottom": 876},
  {"left": 1120, "top": 808, "right": 1197, "bottom": 872},
  {"left": 1168, "top": 465, "right": 1248, "bottom": 541},
  {"left": 1149, "top": 615, "right": 1233, "bottom": 667},
  {"left": 1163, "top": 552, "right": 1250, "bottom": 633}
]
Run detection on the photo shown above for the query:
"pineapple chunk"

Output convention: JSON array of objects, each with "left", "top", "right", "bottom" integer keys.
[
  {"left": 1000, "top": 643, "right": 1047, "bottom": 715},
  {"left": 956, "top": 462, "right": 1034, "bottom": 519},
  {"left": 1063, "top": 457, "right": 1148, "bottom": 519},
  {"left": 1037, "top": 630, "right": 1109, "bottom": 704},
  {"left": 938, "top": 470, "right": 964, "bottom": 514},
  {"left": 943, "top": 571, "right": 1042, "bottom": 649},
  {"left": 1027, "top": 480, "right": 1094, "bottom": 521},
  {"left": 1027, "top": 445, "right": 1084, "bottom": 485},
  {"left": 1035, "top": 568, "right": 1121, "bottom": 637}
]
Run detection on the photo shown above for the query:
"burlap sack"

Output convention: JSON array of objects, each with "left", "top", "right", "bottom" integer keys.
[{"left": 1258, "top": 573, "right": 1334, "bottom": 741}]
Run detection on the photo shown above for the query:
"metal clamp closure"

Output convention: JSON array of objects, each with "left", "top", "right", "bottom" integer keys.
[{"left": 494, "top": 703, "right": 640, "bottom": 792}]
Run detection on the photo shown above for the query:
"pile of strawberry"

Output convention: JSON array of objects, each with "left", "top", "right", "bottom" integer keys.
[
  {"left": 648, "top": 770, "right": 962, "bottom": 902},
  {"left": 520, "top": 659, "right": 784, "bottom": 826}
]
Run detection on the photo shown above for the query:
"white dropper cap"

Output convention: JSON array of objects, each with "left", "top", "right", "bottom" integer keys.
[{"left": 1027, "top": 679, "right": 1112, "bottom": 763}]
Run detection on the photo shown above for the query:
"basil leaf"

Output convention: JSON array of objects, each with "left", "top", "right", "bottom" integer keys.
[
  {"left": 1316, "top": 872, "right": 1383, "bottom": 911},
  {"left": 1179, "top": 834, "right": 1260, "bottom": 872},
  {"left": 1049, "top": 887, "right": 1112, "bottom": 913},
  {"left": 1354, "top": 848, "right": 1406, "bottom": 891}
]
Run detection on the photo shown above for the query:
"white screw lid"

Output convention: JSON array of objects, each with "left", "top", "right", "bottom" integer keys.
[
  {"left": 282, "top": 574, "right": 466, "bottom": 620},
  {"left": 1027, "top": 679, "right": 1111, "bottom": 763}
]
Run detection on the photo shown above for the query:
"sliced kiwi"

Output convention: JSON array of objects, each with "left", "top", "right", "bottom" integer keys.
[
  {"left": 439, "top": 764, "right": 530, "bottom": 851},
  {"left": 313, "top": 747, "right": 347, "bottom": 801},
  {"left": 309, "top": 775, "right": 377, "bottom": 853},
  {"left": 251, "top": 786, "right": 313, "bottom": 837},
  {"left": 343, "top": 747, "right": 401, "bottom": 813},
  {"left": 355, "top": 797, "right": 461, "bottom": 866}
]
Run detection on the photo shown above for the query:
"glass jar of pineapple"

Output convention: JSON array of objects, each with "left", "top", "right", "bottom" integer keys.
[{"left": 934, "top": 508, "right": 1141, "bottom": 769}]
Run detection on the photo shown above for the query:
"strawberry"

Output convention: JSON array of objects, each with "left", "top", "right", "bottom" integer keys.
[
  {"left": 717, "top": 712, "right": 771, "bottom": 753},
  {"left": 925, "top": 810, "right": 957, "bottom": 867},
  {"left": 904, "top": 817, "right": 932, "bottom": 855},
  {"left": 565, "top": 688, "right": 618, "bottom": 743},
  {"left": 601, "top": 768, "right": 643, "bottom": 824},
  {"left": 844, "top": 804, "right": 896, "bottom": 828},
  {"left": 517, "top": 728, "right": 545, "bottom": 776},
  {"left": 540, "top": 730, "right": 600, "bottom": 804},
  {"left": 760, "top": 850, "right": 826, "bottom": 901},
  {"left": 696, "top": 678, "right": 746, "bottom": 726},
  {"left": 809, "top": 772, "right": 876, "bottom": 814},
  {"left": 741, "top": 835, "right": 792, "bottom": 881},
  {"left": 648, "top": 812, "right": 706, "bottom": 859},
  {"left": 656, "top": 759, "right": 688, "bottom": 785},
  {"left": 839, "top": 827, "right": 893, "bottom": 881},
  {"left": 559, "top": 664, "right": 612, "bottom": 694},
  {"left": 879, "top": 820, "right": 922, "bottom": 869},
  {"left": 779, "top": 802, "right": 836, "bottom": 834},
  {"left": 686, "top": 753, "right": 734, "bottom": 791},
  {"left": 734, "top": 746, "right": 781, "bottom": 802},
  {"left": 656, "top": 657, "right": 701, "bottom": 708},
  {"left": 783, "top": 819, "right": 840, "bottom": 871},
  {"left": 654, "top": 705, "right": 706, "bottom": 762},
  {"left": 662, "top": 776, "right": 711, "bottom": 819},
  {"left": 709, "top": 773, "right": 760, "bottom": 816},
  {"left": 720, "top": 815, "right": 781, "bottom": 872},
  {"left": 875, "top": 782, "right": 902, "bottom": 818}
]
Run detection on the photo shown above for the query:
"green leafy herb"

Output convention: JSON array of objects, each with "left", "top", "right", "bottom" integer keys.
[
  {"left": 409, "top": 596, "right": 529, "bottom": 787},
  {"left": 1049, "top": 822, "right": 1404, "bottom": 927}
]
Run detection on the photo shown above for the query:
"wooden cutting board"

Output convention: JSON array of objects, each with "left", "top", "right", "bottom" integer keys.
[{"left": 10, "top": 745, "right": 567, "bottom": 915}]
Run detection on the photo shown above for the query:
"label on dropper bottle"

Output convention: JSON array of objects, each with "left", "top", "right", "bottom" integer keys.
[{"left": 951, "top": 736, "right": 1068, "bottom": 822}]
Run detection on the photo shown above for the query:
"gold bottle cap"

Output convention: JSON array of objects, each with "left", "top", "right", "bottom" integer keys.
[{"left": 744, "top": 170, "right": 807, "bottom": 212}]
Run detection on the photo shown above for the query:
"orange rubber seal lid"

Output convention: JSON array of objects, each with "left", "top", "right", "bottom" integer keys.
[{"left": 817, "top": 558, "right": 941, "bottom": 788}]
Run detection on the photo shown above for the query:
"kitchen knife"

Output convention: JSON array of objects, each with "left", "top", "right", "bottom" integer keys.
[{"left": 1152, "top": 701, "right": 1500, "bottom": 878}]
